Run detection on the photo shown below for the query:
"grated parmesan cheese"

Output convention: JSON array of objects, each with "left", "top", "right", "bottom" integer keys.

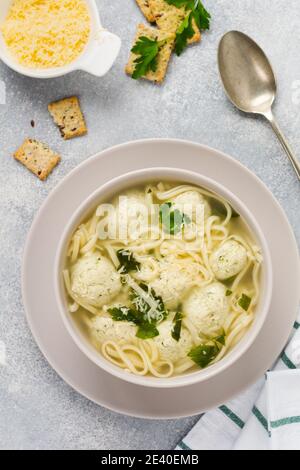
[
  {"left": 1, "top": 0, "right": 91, "bottom": 69},
  {"left": 125, "top": 274, "right": 164, "bottom": 323}
]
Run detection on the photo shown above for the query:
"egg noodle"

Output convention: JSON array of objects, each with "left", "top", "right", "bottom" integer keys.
[{"left": 63, "top": 183, "right": 262, "bottom": 378}]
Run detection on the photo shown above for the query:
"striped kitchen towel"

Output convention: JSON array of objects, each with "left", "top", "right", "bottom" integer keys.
[{"left": 177, "top": 316, "right": 300, "bottom": 451}]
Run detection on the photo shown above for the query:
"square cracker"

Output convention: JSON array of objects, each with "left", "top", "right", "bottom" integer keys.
[
  {"left": 125, "top": 24, "right": 175, "bottom": 83},
  {"left": 48, "top": 96, "right": 87, "bottom": 140},
  {"left": 14, "top": 138, "right": 61, "bottom": 181},
  {"left": 135, "top": 0, "right": 156, "bottom": 22},
  {"left": 149, "top": 0, "right": 201, "bottom": 44}
]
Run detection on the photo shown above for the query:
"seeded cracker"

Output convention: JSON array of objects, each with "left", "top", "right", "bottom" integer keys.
[
  {"left": 48, "top": 96, "right": 87, "bottom": 140},
  {"left": 14, "top": 139, "right": 60, "bottom": 181},
  {"left": 135, "top": 0, "right": 156, "bottom": 22},
  {"left": 126, "top": 24, "right": 175, "bottom": 83},
  {"left": 149, "top": 0, "right": 201, "bottom": 43}
]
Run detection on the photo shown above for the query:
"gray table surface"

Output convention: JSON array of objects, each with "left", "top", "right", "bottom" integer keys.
[{"left": 0, "top": 0, "right": 299, "bottom": 451}]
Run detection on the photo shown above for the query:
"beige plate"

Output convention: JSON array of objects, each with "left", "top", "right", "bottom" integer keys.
[{"left": 22, "top": 139, "right": 300, "bottom": 419}]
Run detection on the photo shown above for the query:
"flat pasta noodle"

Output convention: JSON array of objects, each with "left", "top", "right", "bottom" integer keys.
[{"left": 101, "top": 339, "right": 174, "bottom": 378}]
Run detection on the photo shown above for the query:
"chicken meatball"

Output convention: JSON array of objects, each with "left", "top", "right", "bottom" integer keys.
[
  {"left": 71, "top": 252, "right": 122, "bottom": 308},
  {"left": 150, "top": 256, "right": 197, "bottom": 310},
  {"left": 153, "top": 320, "right": 193, "bottom": 362},
  {"left": 111, "top": 190, "right": 149, "bottom": 241},
  {"left": 210, "top": 240, "right": 248, "bottom": 281},
  {"left": 183, "top": 282, "right": 229, "bottom": 334},
  {"left": 172, "top": 190, "right": 211, "bottom": 220},
  {"left": 90, "top": 316, "right": 137, "bottom": 343}
]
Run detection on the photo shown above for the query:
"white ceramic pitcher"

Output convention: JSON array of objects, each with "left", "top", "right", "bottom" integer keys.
[{"left": 0, "top": 0, "right": 121, "bottom": 78}]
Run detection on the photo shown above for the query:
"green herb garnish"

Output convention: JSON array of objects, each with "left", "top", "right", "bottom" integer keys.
[
  {"left": 173, "top": 11, "right": 195, "bottom": 56},
  {"left": 136, "top": 322, "right": 159, "bottom": 340},
  {"left": 109, "top": 306, "right": 140, "bottom": 323},
  {"left": 165, "top": 0, "right": 211, "bottom": 55},
  {"left": 188, "top": 331, "right": 226, "bottom": 368},
  {"left": 130, "top": 283, "right": 168, "bottom": 321},
  {"left": 109, "top": 283, "right": 168, "bottom": 340},
  {"left": 159, "top": 202, "right": 191, "bottom": 235},
  {"left": 117, "top": 249, "right": 140, "bottom": 273},
  {"left": 238, "top": 294, "right": 252, "bottom": 311},
  {"left": 108, "top": 306, "right": 160, "bottom": 339},
  {"left": 188, "top": 344, "right": 219, "bottom": 368},
  {"left": 214, "top": 333, "right": 226, "bottom": 346},
  {"left": 226, "top": 289, "right": 233, "bottom": 297},
  {"left": 172, "top": 311, "right": 183, "bottom": 342},
  {"left": 222, "top": 275, "right": 237, "bottom": 287},
  {"left": 193, "top": 0, "right": 211, "bottom": 30},
  {"left": 210, "top": 198, "right": 240, "bottom": 219},
  {"left": 131, "top": 36, "right": 166, "bottom": 79}
]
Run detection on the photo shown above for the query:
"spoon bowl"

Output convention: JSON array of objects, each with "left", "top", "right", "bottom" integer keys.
[
  {"left": 218, "top": 31, "right": 276, "bottom": 115},
  {"left": 218, "top": 31, "right": 300, "bottom": 180}
]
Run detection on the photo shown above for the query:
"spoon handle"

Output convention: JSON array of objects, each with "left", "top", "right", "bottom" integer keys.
[{"left": 263, "top": 110, "right": 300, "bottom": 180}]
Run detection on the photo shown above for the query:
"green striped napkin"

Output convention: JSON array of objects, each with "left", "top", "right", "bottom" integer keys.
[{"left": 176, "top": 318, "right": 300, "bottom": 451}]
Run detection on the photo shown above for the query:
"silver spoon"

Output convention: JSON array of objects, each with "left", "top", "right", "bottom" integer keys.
[{"left": 218, "top": 31, "right": 300, "bottom": 180}]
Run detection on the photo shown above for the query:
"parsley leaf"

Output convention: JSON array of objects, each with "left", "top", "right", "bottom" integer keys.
[
  {"left": 136, "top": 322, "right": 159, "bottom": 339},
  {"left": 159, "top": 202, "right": 191, "bottom": 235},
  {"left": 174, "top": 11, "right": 195, "bottom": 56},
  {"left": 117, "top": 249, "right": 140, "bottom": 273},
  {"left": 188, "top": 344, "right": 219, "bottom": 368},
  {"left": 188, "top": 330, "right": 226, "bottom": 368},
  {"left": 222, "top": 275, "right": 237, "bottom": 287},
  {"left": 214, "top": 333, "right": 226, "bottom": 346},
  {"left": 108, "top": 283, "right": 168, "bottom": 340},
  {"left": 238, "top": 294, "right": 252, "bottom": 311},
  {"left": 172, "top": 311, "right": 183, "bottom": 342},
  {"left": 193, "top": 0, "right": 211, "bottom": 30},
  {"left": 108, "top": 306, "right": 159, "bottom": 339},
  {"left": 108, "top": 306, "right": 140, "bottom": 323},
  {"left": 130, "top": 283, "right": 168, "bottom": 322},
  {"left": 165, "top": 0, "right": 211, "bottom": 55},
  {"left": 131, "top": 36, "right": 165, "bottom": 79}
]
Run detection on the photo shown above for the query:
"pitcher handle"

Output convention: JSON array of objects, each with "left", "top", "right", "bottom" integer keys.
[{"left": 79, "top": 30, "right": 121, "bottom": 77}]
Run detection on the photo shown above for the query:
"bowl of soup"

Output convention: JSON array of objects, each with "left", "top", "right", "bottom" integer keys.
[{"left": 54, "top": 167, "right": 273, "bottom": 388}]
